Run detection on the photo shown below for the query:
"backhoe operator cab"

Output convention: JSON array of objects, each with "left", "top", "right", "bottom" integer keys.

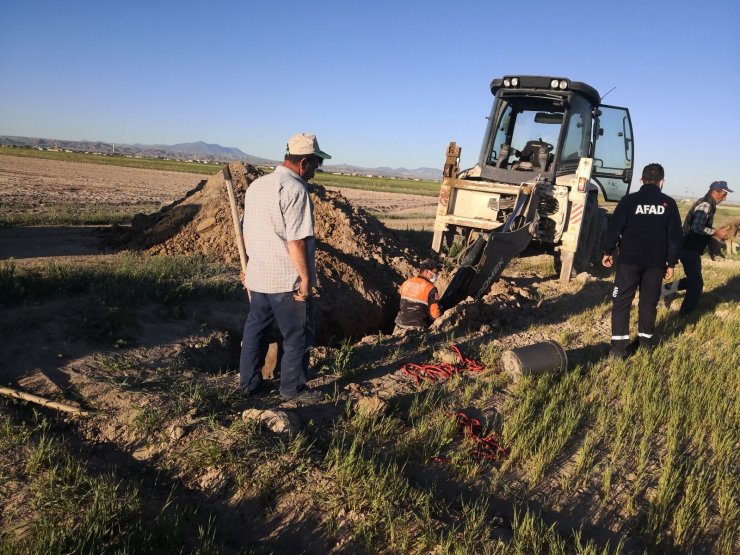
[{"left": 433, "top": 75, "right": 634, "bottom": 287}]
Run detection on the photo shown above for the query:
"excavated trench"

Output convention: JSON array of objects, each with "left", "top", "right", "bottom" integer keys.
[{"left": 110, "top": 162, "right": 422, "bottom": 346}]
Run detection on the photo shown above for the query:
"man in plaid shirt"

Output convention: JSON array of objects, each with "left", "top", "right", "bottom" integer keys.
[
  {"left": 661, "top": 180, "right": 733, "bottom": 315},
  {"left": 239, "top": 133, "right": 331, "bottom": 403}
]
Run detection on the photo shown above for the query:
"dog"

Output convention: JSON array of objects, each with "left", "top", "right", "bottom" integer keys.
[
  {"left": 723, "top": 218, "right": 740, "bottom": 255},
  {"left": 704, "top": 218, "right": 739, "bottom": 260},
  {"left": 707, "top": 237, "right": 725, "bottom": 260},
  {"left": 707, "top": 218, "right": 740, "bottom": 259}
]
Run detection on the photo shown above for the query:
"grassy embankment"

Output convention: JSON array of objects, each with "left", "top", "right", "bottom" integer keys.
[{"left": 1, "top": 249, "right": 737, "bottom": 553}]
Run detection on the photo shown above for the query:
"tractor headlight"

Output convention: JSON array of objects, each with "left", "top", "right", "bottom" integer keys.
[
  {"left": 550, "top": 79, "right": 559, "bottom": 88},
  {"left": 503, "top": 78, "right": 511, "bottom": 87},
  {"left": 511, "top": 77, "right": 519, "bottom": 86},
  {"left": 558, "top": 80, "right": 568, "bottom": 90}
]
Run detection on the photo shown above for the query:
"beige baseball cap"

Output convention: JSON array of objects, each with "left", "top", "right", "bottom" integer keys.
[{"left": 286, "top": 133, "right": 331, "bottom": 159}]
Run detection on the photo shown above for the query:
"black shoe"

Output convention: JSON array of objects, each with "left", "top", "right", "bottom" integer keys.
[
  {"left": 608, "top": 348, "right": 628, "bottom": 361},
  {"left": 241, "top": 381, "right": 274, "bottom": 397},
  {"left": 281, "top": 388, "right": 324, "bottom": 404},
  {"left": 626, "top": 340, "right": 640, "bottom": 355}
]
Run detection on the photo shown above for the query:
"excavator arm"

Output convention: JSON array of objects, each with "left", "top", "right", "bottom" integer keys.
[{"left": 438, "top": 180, "right": 543, "bottom": 311}]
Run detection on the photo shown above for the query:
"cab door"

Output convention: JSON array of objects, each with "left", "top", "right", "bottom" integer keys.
[{"left": 592, "top": 106, "right": 634, "bottom": 201}]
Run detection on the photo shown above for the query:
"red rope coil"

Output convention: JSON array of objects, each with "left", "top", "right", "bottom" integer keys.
[
  {"left": 452, "top": 411, "right": 509, "bottom": 462},
  {"left": 401, "top": 344, "right": 485, "bottom": 385}
]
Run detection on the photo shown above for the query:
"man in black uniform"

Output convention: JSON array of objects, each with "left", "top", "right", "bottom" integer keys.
[
  {"left": 601, "top": 163, "right": 683, "bottom": 360},
  {"left": 661, "top": 180, "right": 732, "bottom": 316}
]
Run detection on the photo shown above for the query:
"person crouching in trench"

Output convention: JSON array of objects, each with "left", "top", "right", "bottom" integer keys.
[{"left": 393, "top": 259, "right": 443, "bottom": 335}]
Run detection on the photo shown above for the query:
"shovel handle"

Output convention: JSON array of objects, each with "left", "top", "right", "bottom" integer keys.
[{"left": 223, "top": 165, "right": 249, "bottom": 281}]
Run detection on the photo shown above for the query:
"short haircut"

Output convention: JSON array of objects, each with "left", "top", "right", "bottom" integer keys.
[
  {"left": 642, "top": 163, "right": 664, "bottom": 183},
  {"left": 419, "top": 258, "right": 442, "bottom": 272},
  {"left": 284, "top": 153, "right": 324, "bottom": 167}
]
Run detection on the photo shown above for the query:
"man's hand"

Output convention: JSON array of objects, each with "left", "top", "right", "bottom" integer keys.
[
  {"left": 664, "top": 266, "right": 674, "bottom": 280},
  {"left": 287, "top": 238, "right": 311, "bottom": 302},
  {"left": 293, "top": 278, "right": 311, "bottom": 302},
  {"left": 602, "top": 254, "right": 614, "bottom": 268}
]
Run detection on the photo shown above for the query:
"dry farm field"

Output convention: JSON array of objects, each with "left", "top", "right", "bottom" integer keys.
[{"left": 0, "top": 153, "right": 738, "bottom": 554}]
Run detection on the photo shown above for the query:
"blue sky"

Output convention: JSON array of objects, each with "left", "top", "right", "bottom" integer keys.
[{"left": 1, "top": 0, "right": 738, "bottom": 197}]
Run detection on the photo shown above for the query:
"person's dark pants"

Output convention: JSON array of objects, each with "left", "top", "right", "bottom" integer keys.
[
  {"left": 677, "top": 249, "right": 703, "bottom": 316},
  {"left": 239, "top": 291, "right": 314, "bottom": 398},
  {"left": 610, "top": 264, "right": 664, "bottom": 354}
]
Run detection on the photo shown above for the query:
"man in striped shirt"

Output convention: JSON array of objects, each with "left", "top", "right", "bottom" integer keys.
[{"left": 661, "top": 180, "right": 732, "bottom": 316}]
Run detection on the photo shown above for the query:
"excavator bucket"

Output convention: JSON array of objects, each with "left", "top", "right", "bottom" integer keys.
[
  {"left": 466, "top": 224, "right": 534, "bottom": 300},
  {"left": 438, "top": 185, "right": 540, "bottom": 311}
]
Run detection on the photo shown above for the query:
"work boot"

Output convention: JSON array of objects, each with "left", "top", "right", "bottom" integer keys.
[
  {"left": 281, "top": 387, "right": 324, "bottom": 405},
  {"left": 241, "top": 380, "right": 276, "bottom": 398},
  {"left": 638, "top": 337, "right": 655, "bottom": 352},
  {"left": 608, "top": 348, "right": 628, "bottom": 361}
]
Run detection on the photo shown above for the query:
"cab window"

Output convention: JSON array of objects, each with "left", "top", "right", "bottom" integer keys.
[{"left": 559, "top": 95, "right": 592, "bottom": 163}]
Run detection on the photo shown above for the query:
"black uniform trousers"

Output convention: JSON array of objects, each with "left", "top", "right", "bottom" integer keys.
[{"left": 610, "top": 263, "right": 664, "bottom": 354}]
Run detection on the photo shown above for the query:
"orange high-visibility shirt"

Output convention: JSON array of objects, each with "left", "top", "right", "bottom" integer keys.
[{"left": 395, "top": 276, "right": 441, "bottom": 328}]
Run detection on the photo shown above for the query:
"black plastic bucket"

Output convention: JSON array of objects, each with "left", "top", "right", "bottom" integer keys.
[{"left": 501, "top": 340, "right": 567, "bottom": 380}]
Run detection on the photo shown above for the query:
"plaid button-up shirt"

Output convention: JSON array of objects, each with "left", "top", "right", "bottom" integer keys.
[{"left": 242, "top": 165, "right": 315, "bottom": 293}]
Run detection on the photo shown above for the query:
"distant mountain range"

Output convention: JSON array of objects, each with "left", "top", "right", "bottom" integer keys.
[{"left": 0, "top": 135, "right": 442, "bottom": 181}]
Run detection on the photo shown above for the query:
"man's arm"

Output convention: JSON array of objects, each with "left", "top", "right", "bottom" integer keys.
[
  {"left": 666, "top": 200, "right": 683, "bottom": 267},
  {"left": 690, "top": 203, "right": 729, "bottom": 240},
  {"left": 287, "top": 238, "right": 311, "bottom": 301},
  {"left": 240, "top": 235, "right": 249, "bottom": 289},
  {"left": 428, "top": 288, "right": 442, "bottom": 319},
  {"left": 688, "top": 203, "right": 713, "bottom": 235}
]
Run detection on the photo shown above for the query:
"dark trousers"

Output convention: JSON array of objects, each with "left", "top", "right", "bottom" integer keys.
[
  {"left": 610, "top": 264, "right": 664, "bottom": 353},
  {"left": 677, "top": 249, "right": 703, "bottom": 316},
  {"left": 239, "top": 291, "right": 314, "bottom": 398}
]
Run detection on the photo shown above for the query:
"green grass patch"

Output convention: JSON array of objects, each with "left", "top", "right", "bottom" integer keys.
[
  {"left": 370, "top": 210, "right": 435, "bottom": 220},
  {"left": 317, "top": 396, "right": 622, "bottom": 553},
  {"left": 0, "top": 253, "right": 236, "bottom": 307},
  {"left": 0, "top": 253, "right": 240, "bottom": 344},
  {"left": 312, "top": 171, "right": 441, "bottom": 196},
  {"left": 0, "top": 411, "right": 219, "bottom": 554},
  {"left": 391, "top": 228, "right": 435, "bottom": 254},
  {"left": 0, "top": 201, "right": 161, "bottom": 226}
]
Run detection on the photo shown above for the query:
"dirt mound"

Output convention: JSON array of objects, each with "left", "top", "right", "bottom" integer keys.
[
  {"left": 113, "top": 162, "right": 421, "bottom": 343},
  {"left": 111, "top": 162, "right": 259, "bottom": 264}
]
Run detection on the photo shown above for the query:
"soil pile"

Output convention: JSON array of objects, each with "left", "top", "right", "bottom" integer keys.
[
  {"left": 114, "top": 162, "right": 260, "bottom": 265},
  {"left": 114, "top": 162, "right": 420, "bottom": 342}
]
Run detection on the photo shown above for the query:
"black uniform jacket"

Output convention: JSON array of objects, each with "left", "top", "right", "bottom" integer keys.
[{"left": 602, "top": 183, "right": 683, "bottom": 268}]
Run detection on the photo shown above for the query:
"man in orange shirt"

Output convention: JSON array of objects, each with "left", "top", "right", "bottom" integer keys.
[{"left": 393, "top": 259, "right": 443, "bottom": 334}]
